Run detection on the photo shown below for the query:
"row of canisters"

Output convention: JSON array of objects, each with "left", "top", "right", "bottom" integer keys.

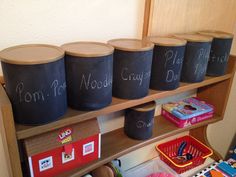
[{"left": 0, "top": 30, "right": 233, "bottom": 125}]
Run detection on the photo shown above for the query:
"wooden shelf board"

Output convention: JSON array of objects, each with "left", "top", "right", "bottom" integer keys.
[
  {"left": 56, "top": 114, "right": 220, "bottom": 177},
  {"left": 15, "top": 74, "right": 231, "bottom": 140}
]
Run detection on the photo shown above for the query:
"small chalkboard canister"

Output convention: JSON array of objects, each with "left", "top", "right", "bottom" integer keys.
[
  {"left": 198, "top": 31, "right": 234, "bottom": 76},
  {"left": 0, "top": 44, "right": 67, "bottom": 125},
  {"left": 62, "top": 42, "right": 114, "bottom": 110},
  {"left": 147, "top": 37, "right": 186, "bottom": 90},
  {"left": 174, "top": 34, "right": 213, "bottom": 83},
  {"left": 108, "top": 39, "right": 154, "bottom": 99},
  {"left": 124, "top": 101, "right": 156, "bottom": 140}
]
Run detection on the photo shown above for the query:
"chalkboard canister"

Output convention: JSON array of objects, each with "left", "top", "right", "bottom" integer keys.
[
  {"left": 0, "top": 44, "right": 67, "bottom": 125},
  {"left": 198, "top": 31, "right": 234, "bottom": 76},
  {"left": 108, "top": 39, "right": 154, "bottom": 99},
  {"left": 124, "top": 101, "right": 156, "bottom": 140},
  {"left": 173, "top": 34, "right": 213, "bottom": 83},
  {"left": 61, "top": 42, "right": 114, "bottom": 110},
  {"left": 147, "top": 37, "right": 186, "bottom": 90}
]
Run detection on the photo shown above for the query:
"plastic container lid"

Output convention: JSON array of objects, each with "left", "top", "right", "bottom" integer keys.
[
  {"left": 147, "top": 36, "right": 187, "bottom": 46},
  {"left": 0, "top": 44, "right": 64, "bottom": 65},
  {"left": 131, "top": 101, "right": 156, "bottom": 112},
  {"left": 173, "top": 34, "right": 213, "bottom": 42},
  {"left": 61, "top": 42, "right": 114, "bottom": 57},
  {"left": 107, "top": 38, "right": 154, "bottom": 52},
  {"left": 198, "top": 30, "right": 234, "bottom": 39}
]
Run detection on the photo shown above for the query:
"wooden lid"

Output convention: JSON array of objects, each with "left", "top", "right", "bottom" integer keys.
[
  {"left": 131, "top": 101, "right": 156, "bottom": 112},
  {"left": 147, "top": 36, "right": 186, "bottom": 46},
  {"left": 107, "top": 38, "right": 154, "bottom": 52},
  {"left": 173, "top": 34, "right": 213, "bottom": 42},
  {"left": 61, "top": 42, "right": 114, "bottom": 57},
  {"left": 198, "top": 30, "right": 234, "bottom": 39},
  {"left": 0, "top": 44, "right": 64, "bottom": 65}
]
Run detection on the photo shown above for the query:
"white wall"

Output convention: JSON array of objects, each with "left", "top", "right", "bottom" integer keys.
[{"left": 0, "top": 1, "right": 145, "bottom": 176}]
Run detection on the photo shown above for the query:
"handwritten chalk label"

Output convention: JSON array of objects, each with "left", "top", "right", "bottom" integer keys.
[
  {"left": 209, "top": 52, "right": 228, "bottom": 63},
  {"left": 193, "top": 48, "right": 210, "bottom": 79},
  {"left": 136, "top": 120, "right": 153, "bottom": 129},
  {"left": 121, "top": 67, "right": 151, "bottom": 86},
  {"left": 80, "top": 73, "right": 112, "bottom": 90},
  {"left": 15, "top": 80, "right": 66, "bottom": 103},
  {"left": 164, "top": 50, "right": 183, "bottom": 83}
]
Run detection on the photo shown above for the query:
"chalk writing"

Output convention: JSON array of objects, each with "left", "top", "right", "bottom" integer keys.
[
  {"left": 121, "top": 67, "right": 151, "bottom": 86},
  {"left": 209, "top": 52, "right": 228, "bottom": 63},
  {"left": 136, "top": 120, "right": 153, "bottom": 129},
  {"left": 80, "top": 73, "right": 112, "bottom": 90},
  {"left": 164, "top": 50, "right": 183, "bottom": 67},
  {"left": 15, "top": 79, "right": 66, "bottom": 103},
  {"left": 164, "top": 50, "right": 183, "bottom": 83}
]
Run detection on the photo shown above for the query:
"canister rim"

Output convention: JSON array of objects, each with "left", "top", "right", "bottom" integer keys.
[
  {"left": 173, "top": 34, "right": 213, "bottom": 42},
  {"left": 107, "top": 38, "right": 154, "bottom": 52},
  {"left": 131, "top": 101, "right": 156, "bottom": 112},
  {"left": 61, "top": 41, "right": 114, "bottom": 57},
  {"left": 198, "top": 30, "right": 234, "bottom": 39},
  {"left": 146, "top": 36, "right": 187, "bottom": 46},
  {"left": 0, "top": 44, "right": 65, "bottom": 65}
]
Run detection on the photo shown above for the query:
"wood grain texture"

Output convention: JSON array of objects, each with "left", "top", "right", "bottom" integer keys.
[
  {"left": 16, "top": 73, "right": 232, "bottom": 140},
  {"left": 149, "top": 0, "right": 236, "bottom": 36},
  {"left": 197, "top": 56, "right": 236, "bottom": 117},
  {"left": 0, "top": 85, "right": 22, "bottom": 177},
  {"left": 57, "top": 115, "right": 220, "bottom": 177},
  {"left": 142, "top": 0, "right": 152, "bottom": 38}
]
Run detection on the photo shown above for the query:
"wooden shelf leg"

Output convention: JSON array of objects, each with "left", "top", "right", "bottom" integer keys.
[{"left": 189, "top": 125, "right": 222, "bottom": 161}]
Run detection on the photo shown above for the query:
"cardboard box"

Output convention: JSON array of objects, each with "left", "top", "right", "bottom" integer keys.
[{"left": 24, "top": 119, "right": 101, "bottom": 177}]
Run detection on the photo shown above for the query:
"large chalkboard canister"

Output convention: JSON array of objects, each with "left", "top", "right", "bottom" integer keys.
[
  {"left": 147, "top": 37, "right": 186, "bottom": 90},
  {"left": 61, "top": 42, "right": 114, "bottom": 110},
  {"left": 124, "top": 101, "right": 156, "bottom": 140},
  {"left": 174, "top": 34, "right": 213, "bottom": 83},
  {"left": 198, "top": 31, "right": 234, "bottom": 76},
  {"left": 0, "top": 44, "right": 67, "bottom": 125},
  {"left": 108, "top": 39, "right": 154, "bottom": 99}
]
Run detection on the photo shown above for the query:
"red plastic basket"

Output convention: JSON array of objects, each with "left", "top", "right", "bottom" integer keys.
[{"left": 156, "top": 135, "right": 213, "bottom": 174}]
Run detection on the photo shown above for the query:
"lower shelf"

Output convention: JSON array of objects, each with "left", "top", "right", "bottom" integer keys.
[{"left": 56, "top": 114, "right": 220, "bottom": 177}]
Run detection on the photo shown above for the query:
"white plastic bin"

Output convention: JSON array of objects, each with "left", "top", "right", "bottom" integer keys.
[{"left": 123, "top": 158, "right": 179, "bottom": 177}]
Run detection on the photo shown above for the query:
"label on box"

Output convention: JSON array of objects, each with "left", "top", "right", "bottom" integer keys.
[{"left": 58, "top": 127, "right": 73, "bottom": 144}]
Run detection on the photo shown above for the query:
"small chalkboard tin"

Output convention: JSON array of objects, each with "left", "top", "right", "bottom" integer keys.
[
  {"left": 0, "top": 44, "right": 67, "bottom": 125},
  {"left": 61, "top": 42, "right": 114, "bottom": 110},
  {"left": 198, "top": 31, "right": 234, "bottom": 76},
  {"left": 124, "top": 101, "right": 156, "bottom": 140},
  {"left": 173, "top": 34, "right": 213, "bottom": 83},
  {"left": 108, "top": 38, "right": 154, "bottom": 99},
  {"left": 147, "top": 37, "right": 186, "bottom": 90}
]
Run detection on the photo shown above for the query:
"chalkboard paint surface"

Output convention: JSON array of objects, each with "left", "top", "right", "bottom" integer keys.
[
  {"left": 0, "top": 44, "right": 64, "bottom": 65},
  {"left": 124, "top": 101, "right": 156, "bottom": 140},
  {"left": 108, "top": 39, "right": 153, "bottom": 99},
  {"left": 174, "top": 34, "right": 212, "bottom": 83},
  {"left": 1, "top": 59, "right": 67, "bottom": 125},
  {"left": 62, "top": 42, "right": 114, "bottom": 110},
  {"left": 198, "top": 31, "right": 234, "bottom": 76},
  {"left": 148, "top": 37, "right": 186, "bottom": 90},
  {"left": 65, "top": 55, "right": 113, "bottom": 110},
  {"left": 62, "top": 42, "right": 114, "bottom": 57}
]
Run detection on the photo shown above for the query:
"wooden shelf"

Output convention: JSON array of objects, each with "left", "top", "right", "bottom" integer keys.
[
  {"left": 15, "top": 74, "right": 231, "bottom": 140},
  {"left": 56, "top": 114, "right": 220, "bottom": 177}
]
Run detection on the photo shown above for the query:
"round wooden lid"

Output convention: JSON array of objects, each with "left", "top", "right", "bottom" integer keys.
[
  {"left": 198, "top": 30, "right": 234, "bottom": 39},
  {"left": 107, "top": 38, "right": 154, "bottom": 52},
  {"left": 61, "top": 42, "right": 114, "bottom": 57},
  {"left": 173, "top": 34, "right": 213, "bottom": 42},
  {"left": 131, "top": 101, "right": 156, "bottom": 112},
  {"left": 147, "top": 36, "right": 186, "bottom": 46},
  {"left": 0, "top": 44, "right": 64, "bottom": 65}
]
